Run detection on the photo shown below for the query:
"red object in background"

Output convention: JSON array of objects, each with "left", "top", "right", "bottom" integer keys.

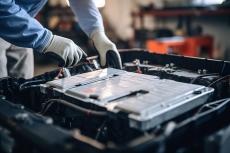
[{"left": 146, "top": 36, "right": 213, "bottom": 58}]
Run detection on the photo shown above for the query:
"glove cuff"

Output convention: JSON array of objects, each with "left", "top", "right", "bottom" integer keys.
[
  {"left": 90, "top": 28, "right": 105, "bottom": 40},
  {"left": 42, "top": 35, "right": 54, "bottom": 53},
  {"left": 35, "top": 30, "right": 53, "bottom": 53},
  {"left": 90, "top": 29, "right": 116, "bottom": 51}
]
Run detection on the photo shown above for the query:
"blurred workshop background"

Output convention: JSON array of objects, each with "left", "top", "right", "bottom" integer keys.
[{"left": 34, "top": 0, "right": 230, "bottom": 75}]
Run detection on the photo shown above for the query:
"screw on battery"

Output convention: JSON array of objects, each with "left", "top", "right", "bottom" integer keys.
[
  {"left": 193, "top": 90, "right": 202, "bottom": 95},
  {"left": 202, "top": 69, "right": 207, "bottom": 74}
]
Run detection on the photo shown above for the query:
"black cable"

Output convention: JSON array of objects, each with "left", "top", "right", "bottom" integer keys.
[
  {"left": 95, "top": 120, "right": 107, "bottom": 140},
  {"left": 42, "top": 99, "right": 108, "bottom": 117},
  {"left": 220, "top": 62, "right": 226, "bottom": 76},
  {"left": 19, "top": 85, "right": 41, "bottom": 91},
  {"left": 190, "top": 73, "right": 219, "bottom": 84},
  {"left": 195, "top": 98, "right": 230, "bottom": 115},
  {"left": 40, "top": 101, "right": 55, "bottom": 114},
  {"left": 19, "top": 79, "right": 45, "bottom": 91},
  {"left": 208, "top": 75, "right": 230, "bottom": 87}
]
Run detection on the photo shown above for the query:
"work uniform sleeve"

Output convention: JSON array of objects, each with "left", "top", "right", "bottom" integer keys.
[
  {"left": 16, "top": 0, "right": 48, "bottom": 17},
  {"left": 69, "top": 0, "right": 104, "bottom": 37},
  {"left": 0, "top": 0, "right": 52, "bottom": 53}
]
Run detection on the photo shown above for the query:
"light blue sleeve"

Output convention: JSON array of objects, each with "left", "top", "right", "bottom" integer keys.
[
  {"left": 69, "top": 0, "right": 104, "bottom": 37},
  {"left": 0, "top": 0, "right": 52, "bottom": 53},
  {"left": 16, "top": 0, "right": 48, "bottom": 17}
]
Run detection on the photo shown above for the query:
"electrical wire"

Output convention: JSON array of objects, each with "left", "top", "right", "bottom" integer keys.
[
  {"left": 195, "top": 98, "right": 230, "bottom": 115},
  {"left": 95, "top": 120, "right": 107, "bottom": 140},
  {"left": 190, "top": 73, "right": 219, "bottom": 84},
  {"left": 19, "top": 79, "right": 45, "bottom": 91},
  {"left": 220, "top": 62, "right": 226, "bottom": 76},
  {"left": 41, "top": 99, "right": 108, "bottom": 117},
  {"left": 39, "top": 101, "right": 55, "bottom": 114},
  {"left": 208, "top": 75, "right": 230, "bottom": 87}
]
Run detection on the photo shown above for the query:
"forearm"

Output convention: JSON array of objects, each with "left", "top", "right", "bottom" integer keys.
[
  {"left": 69, "top": 0, "right": 104, "bottom": 37},
  {"left": 0, "top": 0, "right": 52, "bottom": 52},
  {"left": 69, "top": 0, "right": 121, "bottom": 69}
]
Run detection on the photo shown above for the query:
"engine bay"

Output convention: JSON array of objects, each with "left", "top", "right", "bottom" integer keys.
[{"left": 0, "top": 49, "right": 229, "bottom": 153}]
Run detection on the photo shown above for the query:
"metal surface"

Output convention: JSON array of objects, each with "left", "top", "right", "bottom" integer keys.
[
  {"left": 45, "top": 68, "right": 214, "bottom": 130},
  {"left": 46, "top": 68, "right": 125, "bottom": 90}
]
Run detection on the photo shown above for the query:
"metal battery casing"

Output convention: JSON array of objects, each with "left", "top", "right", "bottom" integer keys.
[{"left": 45, "top": 68, "right": 214, "bottom": 131}]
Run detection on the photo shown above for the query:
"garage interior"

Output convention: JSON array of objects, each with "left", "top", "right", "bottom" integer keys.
[
  {"left": 0, "top": 0, "right": 230, "bottom": 153},
  {"left": 34, "top": 0, "right": 230, "bottom": 75}
]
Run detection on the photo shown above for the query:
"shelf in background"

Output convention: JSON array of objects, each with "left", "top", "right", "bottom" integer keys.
[{"left": 132, "top": 8, "right": 230, "bottom": 17}]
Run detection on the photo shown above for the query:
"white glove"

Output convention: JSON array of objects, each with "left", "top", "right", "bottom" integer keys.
[
  {"left": 44, "top": 35, "right": 86, "bottom": 67},
  {"left": 90, "top": 30, "right": 122, "bottom": 69}
]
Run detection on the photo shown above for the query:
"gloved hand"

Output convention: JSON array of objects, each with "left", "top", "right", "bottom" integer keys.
[
  {"left": 90, "top": 30, "right": 122, "bottom": 69},
  {"left": 43, "top": 35, "right": 87, "bottom": 67}
]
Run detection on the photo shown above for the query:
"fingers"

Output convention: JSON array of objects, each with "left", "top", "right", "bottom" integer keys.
[
  {"left": 90, "top": 30, "right": 122, "bottom": 68},
  {"left": 67, "top": 44, "right": 85, "bottom": 67},
  {"left": 76, "top": 45, "right": 83, "bottom": 60},
  {"left": 43, "top": 35, "right": 86, "bottom": 67},
  {"left": 99, "top": 51, "right": 107, "bottom": 67},
  {"left": 71, "top": 46, "right": 80, "bottom": 67},
  {"left": 105, "top": 50, "right": 122, "bottom": 69},
  {"left": 66, "top": 47, "right": 74, "bottom": 67},
  {"left": 71, "top": 52, "right": 78, "bottom": 67},
  {"left": 82, "top": 50, "right": 88, "bottom": 57},
  {"left": 114, "top": 51, "right": 122, "bottom": 69}
]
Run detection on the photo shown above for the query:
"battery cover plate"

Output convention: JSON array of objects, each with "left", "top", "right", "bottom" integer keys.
[{"left": 45, "top": 68, "right": 214, "bottom": 130}]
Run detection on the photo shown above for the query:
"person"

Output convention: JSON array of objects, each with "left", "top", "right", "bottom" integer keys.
[{"left": 0, "top": 0, "right": 122, "bottom": 79}]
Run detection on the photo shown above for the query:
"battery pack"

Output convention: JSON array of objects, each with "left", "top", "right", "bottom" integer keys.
[{"left": 45, "top": 68, "right": 214, "bottom": 130}]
